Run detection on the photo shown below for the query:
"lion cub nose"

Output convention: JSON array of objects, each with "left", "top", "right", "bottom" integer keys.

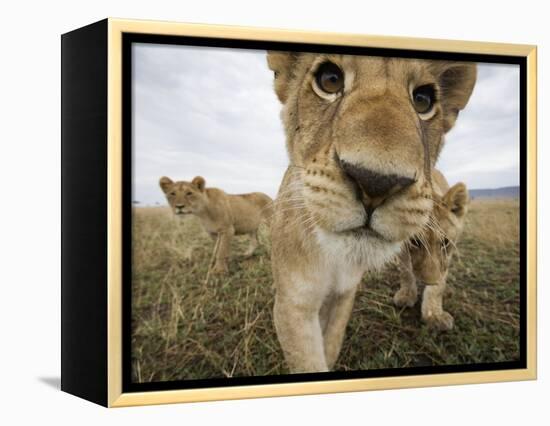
[
  {"left": 341, "top": 161, "right": 415, "bottom": 206},
  {"left": 175, "top": 204, "right": 185, "bottom": 209}
]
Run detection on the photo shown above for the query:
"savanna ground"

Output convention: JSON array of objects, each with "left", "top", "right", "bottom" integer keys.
[{"left": 131, "top": 198, "right": 520, "bottom": 383}]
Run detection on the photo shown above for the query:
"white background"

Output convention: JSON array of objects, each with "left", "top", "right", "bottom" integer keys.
[{"left": 0, "top": 0, "right": 546, "bottom": 424}]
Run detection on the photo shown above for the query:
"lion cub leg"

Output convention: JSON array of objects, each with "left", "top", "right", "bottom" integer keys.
[
  {"left": 274, "top": 295, "right": 328, "bottom": 373},
  {"left": 212, "top": 226, "right": 234, "bottom": 274},
  {"left": 243, "top": 231, "right": 259, "bottom": 258},
  {"left": 421, "top": 279, "right": 454, "bottom": 331},
  {"left": 393, "top": 249, "right": 418, "bottom": 308},
  {"left": 320, "top": 288, "right": 357, "bottom": 370}
]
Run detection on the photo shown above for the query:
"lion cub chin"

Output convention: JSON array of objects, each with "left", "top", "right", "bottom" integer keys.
[
  {"left": 159, "top": 175, "right": 273, "bottom": 274},
  {"left": 393, "top": 171, "right": 469, "bottom": 331}
]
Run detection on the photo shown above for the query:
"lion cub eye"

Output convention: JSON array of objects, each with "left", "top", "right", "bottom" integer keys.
[
  {"left": 442, "top": 237, "right": 451, "bottom": 249},
  {"left": 315, "top": 62, "right": 344, "bottom": 94},
  {"left": 412, "top": 84, "right": 435, "bottom": 115},
  {"left": 169, "top": 191, "right": 176, "bottom": 196},
  {"left": 186, "top": 191, "right": 193, "bottom": 196}
]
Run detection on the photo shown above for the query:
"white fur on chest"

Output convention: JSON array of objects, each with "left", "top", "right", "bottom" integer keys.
[{"left": 314, "top": 227, "right": 401, "bottom": 293}]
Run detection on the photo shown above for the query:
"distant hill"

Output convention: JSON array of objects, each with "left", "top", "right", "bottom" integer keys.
[{"left": 469, "top": 186, "right": 519, "bottom": 199}]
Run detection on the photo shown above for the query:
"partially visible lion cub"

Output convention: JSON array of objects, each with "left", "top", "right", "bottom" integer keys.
[
  {"left": 159, "top": 176, "right": 273, "bottom": 274},
  {"left": 393, "top": 169, "right": 469, "bottom": 331}
]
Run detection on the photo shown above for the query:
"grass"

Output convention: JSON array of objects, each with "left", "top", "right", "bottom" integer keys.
[{"left": 131, "top": 198, "right": 520, "bottom": 382}]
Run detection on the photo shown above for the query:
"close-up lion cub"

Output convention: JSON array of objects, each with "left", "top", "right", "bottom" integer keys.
[
  {"left": 394, "top": 169, "right": 469, "bottom": 331},
  {"left": 159, "top": 176, "right": 273, "bottom": 274},
  {"left": 267, "top": 51, "right": 476, "bottom": 372}
]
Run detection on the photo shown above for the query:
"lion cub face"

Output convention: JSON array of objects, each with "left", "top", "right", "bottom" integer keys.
[
  {"left": 268, "top": 53, "right": 476, "bottom": 245},
  {"left": 159, "top": 176, "right": 208, "bottom": 216},
  {"left": 410, "top": 183, "right": 469, "bottom": 284}
]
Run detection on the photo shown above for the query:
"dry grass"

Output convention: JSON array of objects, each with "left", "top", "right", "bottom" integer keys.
[{"left": 131, "top": 198, "right": 520, "bottom": 382}]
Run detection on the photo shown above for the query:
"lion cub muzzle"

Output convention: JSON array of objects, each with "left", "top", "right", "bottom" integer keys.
[
  {"left": 174, "top": 204, "right": 188, "bottom": 215},
  {"left": 340, "top": 159, "right": 416, "bottom": 221}
]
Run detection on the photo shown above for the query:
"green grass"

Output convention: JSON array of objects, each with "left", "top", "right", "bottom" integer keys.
[{"left": 131, "top": 198, "right": 520, "bottom": 382}]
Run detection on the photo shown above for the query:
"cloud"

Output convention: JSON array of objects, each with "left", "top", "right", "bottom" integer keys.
[
  {"left": 133, "top": 45, "right": 520, "bottom": 204},
  {"left": 132, "top": 43, "right": 288, "bottom": 204},
  {"left": 438, "top": 62, "right": 520, "bottom": 189}
]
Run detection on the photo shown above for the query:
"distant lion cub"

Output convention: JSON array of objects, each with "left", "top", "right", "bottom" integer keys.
[
  {"left": 393, "top": 170, "right": 469, "bottom": 331},
  {"left": 160, "top": 176, "right": 273, "bottom": 274}
]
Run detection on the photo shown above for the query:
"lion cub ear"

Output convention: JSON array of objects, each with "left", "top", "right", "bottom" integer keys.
[
  {"left": 444, "top": 182, "right": 469, "bottom": 218},
  {"left": 267, "top": 51, "right": 301, "bottom": 104},
  {"left": 430, "top": 61, "right": 477, "bottom": 133},
  {"left": 159, "top": 176, "right": 173, "bottom": 193},
  {"left": 192, "top": 176, "right": 206, "bottom": 191}
]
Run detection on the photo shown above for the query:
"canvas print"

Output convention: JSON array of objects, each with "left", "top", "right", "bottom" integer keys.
[{"left": 130, "top": 42, "right": 520, "bottom": 383}]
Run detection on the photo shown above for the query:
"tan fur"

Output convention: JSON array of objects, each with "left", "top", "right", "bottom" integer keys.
[
  {"left": 267, "top": 52, "right": 476, "bottom": 372},
  {"left": 159, "top": 176, "right": 273, "bottom": 274},
  {"left": 393, "top": 170, "right": 469, "bottom": 331}
]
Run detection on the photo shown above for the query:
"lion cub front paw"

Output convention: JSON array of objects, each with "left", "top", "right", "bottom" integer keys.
[
  {"left": 393, "top": 288, "right": 418, "bottom": 308},
  {"left": 424, "top": 311, "right": 454, "bottom": 331}
]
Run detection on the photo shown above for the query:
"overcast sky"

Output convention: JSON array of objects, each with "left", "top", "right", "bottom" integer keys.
[{"left": 132, "top": 43, "right": 520, "bottom": 205}]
